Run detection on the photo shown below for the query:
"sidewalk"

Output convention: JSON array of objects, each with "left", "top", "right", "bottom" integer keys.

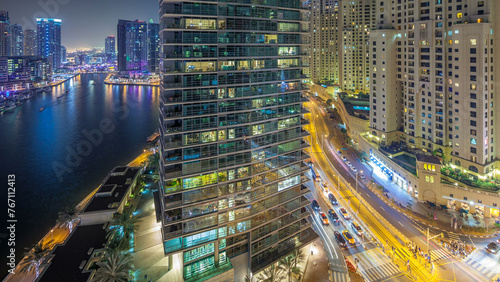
[
  {"left": 302, "top": 240, "right": 331, "bottom": 282},
  {"left": 363, "top": 162, "right": 500, "bottom": 237}
]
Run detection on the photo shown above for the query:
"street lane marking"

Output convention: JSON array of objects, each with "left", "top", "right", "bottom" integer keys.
[
  {"left": 380, "top": 207, "right": 385, "bottom": 211},
  {"left": 398, "top": 221, "right": 403, "bottom": 226}
]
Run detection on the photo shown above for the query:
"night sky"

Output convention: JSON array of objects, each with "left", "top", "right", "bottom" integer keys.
[{"left": 3, "top": 0, "right": 157, "bottom": 50}]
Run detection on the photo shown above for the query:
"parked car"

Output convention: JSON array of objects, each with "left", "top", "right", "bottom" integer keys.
[
  {"left": 350, "top": 166, "right": 357, "bottom": 173},
  {"left": 337, "top": 150, "right": 342, "bottom": 156},
  {"left": 339, "top": 207, "right": 350, "bottom": 219},
  {"left": 351, "top": 222, "right": 363, "bottom": 236},
  {"left": 486, "top": 242, "right": 499, "bottom": 254},
  {"left": 319, "top": 212, "right": 329, "bottom": 225},
  {"left": 341, "top": 155, "right": 347, "bottom": 161},
  {"left": 328, "top": 209, "right": 340, "bottom": 223},
  {"left": 359, "top": 173, "right": 365, "bottom": 179},
  {"left": 328, "top": 193, "right": 338, "bottom": 205},
  {"left": 334, "top": 231, "right": 347, "bottom": 247},
  {"left": 311, "top": 200, "right": 320, "bottom": 211},
  {"left": 342, "top": 230, "right": 355, "bottom": 244},
  {"left": 345, "top": 161, "right": 352, "bottom": 166}
]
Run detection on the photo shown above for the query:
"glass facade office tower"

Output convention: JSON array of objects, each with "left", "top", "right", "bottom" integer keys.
[
  {"left": 117, "top": 19, "right": 148, "bottom": 72},
  {"left": 159, "top": 0, "right": 316, "bottom": 280},
  {"left": 147, "top": 22, "right": 160, "bottom": 73},
  {"left": 36, "top": 18, "right": 62, "bottom": 70}
]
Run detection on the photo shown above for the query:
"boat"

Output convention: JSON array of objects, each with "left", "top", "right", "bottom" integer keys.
[
  {"left": 147, "top": 130, "right": 160, "bottom": 142},
  {"left": 40, "top": 107, "right": 45, "bottom": 112},
  {"left": 3, "top": 103, "right": 16, "bottom": 112},
  {"left": 57, "top": 90, "right": 69, "bottom": 99}
]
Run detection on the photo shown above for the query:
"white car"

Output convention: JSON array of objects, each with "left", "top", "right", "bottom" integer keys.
[
  {"left": 345, "top": 161, "right": 352, "bottom": 167},
  {"left": 341, "top": 156, "right": 347, "bottom": 161},
  {"left": 359, "top": 173, "right": 365, "bottom": 179},
  {"left": 350, "top": 166, "right": 357, "bottom": 173}
]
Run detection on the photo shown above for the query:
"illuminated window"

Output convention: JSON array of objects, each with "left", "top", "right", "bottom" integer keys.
[
  {"left": 470, "top": 39, "right": 477, "bottom": 46},
  {"left": 457, "top": 13, "right": 463, "bottom": 19}
]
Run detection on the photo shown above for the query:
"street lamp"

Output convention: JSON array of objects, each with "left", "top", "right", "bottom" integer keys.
[{"left": 50, "top": 229, "right": 54, "bottom": 241}]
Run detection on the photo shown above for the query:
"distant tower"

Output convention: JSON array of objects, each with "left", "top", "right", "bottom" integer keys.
[
  {"left": 61, "top": 46, "right": 66, "bottom": 64},
  {"left": 0, "top": 10, "right": 10, "bottom": 56},
  {"left": 36, "top": 18, "right": 62, "bottom": 70},
  {"left": 117, "top": 19, "right": 148, "bottom": 72},
  {"left": 105, "top": 36, "right": 115, "bottom": 63},
  {"left": 147, "top": 21, "right": 159, "bottom": 73},
  {"left": 24, "top": 29, "right": 36, "bottom": 56},
  {"left": 10, "top": 24, "right": 23, "bottom": 56}
]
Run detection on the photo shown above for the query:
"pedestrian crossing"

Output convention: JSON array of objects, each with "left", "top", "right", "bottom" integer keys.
[
  {"left": 446, "top": 232, "right": 461, "bottom": 241},
  {"left": 360, "top": 262, "right": 401, "bottom": 281},
  {"left": 464, "top": 256, "right": 500, "bottom": 280},
  {"left": 429, "top": 248, "right": 453, "bottom": 262},
  {"left": 331, "top": 271, "right": 349, "bottom": 282}
]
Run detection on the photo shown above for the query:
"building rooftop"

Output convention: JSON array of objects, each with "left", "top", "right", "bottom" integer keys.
[
  {"left": 82, "top": 167, "right": 139, "bottom": 213},
  {"left": 415, "top": 153, "right": 441, "bottom": 165},
  {"left": 39, "top": 224, "right": 108, "bottom": 282}
]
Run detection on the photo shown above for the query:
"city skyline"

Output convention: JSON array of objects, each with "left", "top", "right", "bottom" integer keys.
[{"left": 2, "top": 0, "right": 157, "bottom": 50}]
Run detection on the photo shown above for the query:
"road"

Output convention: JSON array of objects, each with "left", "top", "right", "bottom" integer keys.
[{"left": 304, "top": 97, "right": 500, "bottom": 281}]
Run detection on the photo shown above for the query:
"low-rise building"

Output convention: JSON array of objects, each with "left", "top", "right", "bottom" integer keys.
[{"left": 79, "top": 166, "right": 140, "bottom": 225}]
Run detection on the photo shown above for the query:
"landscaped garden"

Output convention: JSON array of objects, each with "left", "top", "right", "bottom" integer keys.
[{"left": 441, "top": 166, "right": 500, "bottom": 192}]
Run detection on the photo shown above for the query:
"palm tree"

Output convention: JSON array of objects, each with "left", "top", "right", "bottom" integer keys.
[
  {"left": 279, "top": 256, "right": 294, "bottom": 282},
  {"left": 56, "top": 206, "right": 79, "bottom": 233},
  {"left": 92, "top": 251, "right": 132, "bottom": 282},
  {"left": 257, "top": 264, "right": 285, "bottom": 282},
  {"left": 19, "top": 241, "right": 53, "bottom": 278},
  {"left": 291, "top": 248, "right": 306, "bottom": 269},
  {"left": 146, "top": 152, "right": 160, "bottom": 171},
  {"left": 108, "top": 210, "right": 141, "bottom": 249},
  {"left": 244, "top": 274, "right": 255, "bottom": 282}
]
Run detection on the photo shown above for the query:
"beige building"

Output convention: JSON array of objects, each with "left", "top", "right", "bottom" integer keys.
[{"left": 368, "top": 0, "right": 500, "bottom": 179}]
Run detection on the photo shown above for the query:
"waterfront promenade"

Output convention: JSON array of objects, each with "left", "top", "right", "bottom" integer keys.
[
  {"left": 4, "top": 149, "right": 152, "bottom": 282},
  {"left": 104, "top": 74, "right": 159, "bottom": 86}
]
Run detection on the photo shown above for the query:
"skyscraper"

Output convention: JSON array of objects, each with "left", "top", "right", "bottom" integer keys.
[
  {"left": 23, "top": 29, "right": 36, "bottom": 56},
  {"left": 310, "top": 0, "right": 339, "bottom": 83},
  {"left": 105, "top": 35, "right": 115, "bottom": 63},
  {"left": 159, "top": 1, "right": 315, "bottom": 280},
  {"left": 117, "top": 19, "right": 148, "bottom": 72},
  {"left": 0, "top": 10, "right": 10, "bottom": 57},
  {"left": 147, "top": 21, "right": 159, "bottom": 73},
  {"left": 10, "top": 24, "right": 23, "bottom": 56},
  {"left": 368, "top": 0, "right": 500, "bottom": 178},
  {"left": 37, "top": 18, "right": 62, "bottom": 70},
  {"left": 61, "top": 45, "right": 66, "bottom": 64}
]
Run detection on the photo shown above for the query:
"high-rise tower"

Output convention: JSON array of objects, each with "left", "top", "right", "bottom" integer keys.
[
  {"left": 158, "top": 0, "right": 316, "bottom": 280},
  {"left": 36, "top": 18, "right": 62, "bottom": 70}
]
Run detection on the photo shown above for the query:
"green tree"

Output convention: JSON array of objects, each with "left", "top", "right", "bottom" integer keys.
[
  {"left": 107, "top": 210, "right": 142, "bottom": 250},
  {"left": 257, "top": 264, "right": 285, "bottom": 282},
  {"left": 20, "top": 241, "right": 53, "bottom": 279},
  {"left": 147, "top": 153, "right": 160, "bottom": 171},
  {"left": 326, "top": 99, "right": 333, "bottom": 105},
  {"left": 92, "top": 251, "right": 133, "bottom": 282},
  {"left": 291, "top": 248, "right": 306, "bottom": 269},
  {"left": 56, "top": 206, "right": 79, "bottom": 233},
  {"left": 279, "top": 256, "right": 295, "bottom": 282}
]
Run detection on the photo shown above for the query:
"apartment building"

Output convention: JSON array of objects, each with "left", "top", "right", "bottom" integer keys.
[
  {"left": 369, "top": 0, "right": 500, "bottom": 177},
  {"left": 158, "top": 0, "right": 316, "bottom": 280}
]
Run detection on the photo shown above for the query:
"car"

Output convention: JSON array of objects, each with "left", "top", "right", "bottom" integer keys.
[
  {"left": 307, "top": 161, "right": 314, "bottom": 167},
  {"left": 328, "top": 209, "right": 340, "bottom": 223},
  {"left": 351, "top": 222, "right": 363, "bottom": 236},
  {"left": 337, "top": 150, "right": 342, "bottom": 156},
  {"left": 328, "top": 193, "right": 338, "bottom": 205},
  {"left": 341, "top": 155, "right": 347, "bottom": 161},
  {"left": 339, "top": 207, "right": 350, "bottom": 219},
  {"left": 359, "top": 173, "right": 365, "bottom": 179},
  {"left": 497, "top": 238, "right": 500, "bottom": 244},
  {"left": 345, "top": 161, "right": 352, "bottom": 166},
  {"left": 486, "top": 242, "right": 499, "bottom": 253},
  {"left": 315, "top": 175, "right": 321, "bottom": 182},
  {"left": 334, "top": 231, "right": 347, "bottom": 247},
  {"left": 342, "top": 230, "right": 355, "bottom": 244},
  {"left": 319, "top": 212, "right": 329, "bottom": 225},
  {"left": 350, "top": 166, "right": 357, "bottom": 173},
  {"left": 311, "top": 200, "right": 320, "bottom": 211},
  {"left": 321, "top": 182, "right": 328, "bottom": 191}
]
